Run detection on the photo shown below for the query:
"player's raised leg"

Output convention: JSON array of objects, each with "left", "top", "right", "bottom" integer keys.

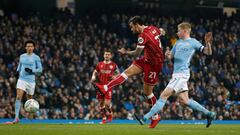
[{"left": 94, "top": 64, "right": 142, "bottom": 94}]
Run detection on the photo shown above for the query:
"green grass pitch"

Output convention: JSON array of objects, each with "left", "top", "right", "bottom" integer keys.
[{"left": 0, "top": 124, "right": 239, "bottom": 135}]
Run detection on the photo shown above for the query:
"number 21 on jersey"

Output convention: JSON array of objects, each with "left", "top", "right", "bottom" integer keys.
[{"left": 149, "top": 72, "right": 156, "bottom": 79}]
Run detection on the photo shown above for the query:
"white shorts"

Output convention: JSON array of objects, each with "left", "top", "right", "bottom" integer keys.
[
  {"left": 16, "top": 79, "right": 36, "bottom": 95},
  {"left": 166, "top": 73, "right": 190, "bottom": 93}
]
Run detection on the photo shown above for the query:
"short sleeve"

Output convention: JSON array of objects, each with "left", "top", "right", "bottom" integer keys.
[
  {"left": 193, "top": 39, "right": 204, "bottom": 52},
  {"left": 114, "top": 64, "right": 120, "bottom": 74},
  {"left": 95, "top": 64, "right": 100, "bottom": 72},
  {"left": 171, "top": 45, "right": 176, "bottom": 55},
  {"left": 137, "top": 33, "right": 147, "bottom": 48}
]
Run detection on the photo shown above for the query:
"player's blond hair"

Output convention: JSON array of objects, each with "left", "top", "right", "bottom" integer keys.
[{"left": 178, "top": 22, "right": 191, "bottom": 33}]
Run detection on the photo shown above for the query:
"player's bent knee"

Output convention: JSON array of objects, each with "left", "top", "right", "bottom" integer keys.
[
  {"left": 16, "top": 92, "right": 23, "bottom": 100},
  {"left": 143, "top": 87, "right": 154, "bottom": 95},
  {"left": 160, "top": 92, "right": 170, "bottom": 100},
  {"left": 178, "top": 98, "right": 188, "bottom": 105},
  {"left": 160, "top": 88, "right": 174, "bottom": 100},
  {"left": 16, "top": 96, "right": 22, "bottom": 100},
  {"left": 124, "top": 65, "right": 142, "bottom": 77},
  {"left": 124, "top": 70, "right": 135, "bottom": 77}
]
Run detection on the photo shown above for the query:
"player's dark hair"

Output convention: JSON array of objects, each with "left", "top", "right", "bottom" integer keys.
[
  {"left": 24, "top": 39, "right": 36, "bottom": 47},
  {"left": 103, "top": 48, "right": 112, "bottom": 53},
  {"left": 128, "top": 16, "right": 144, "bottom": 25}
]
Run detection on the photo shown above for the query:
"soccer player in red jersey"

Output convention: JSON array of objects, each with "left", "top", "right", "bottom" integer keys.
[
  {"left": 94, "top": 16, "right": 165, "bottom": 128},
  {"left": 91, "top": 50, "right": 119, "bottom": 124}
]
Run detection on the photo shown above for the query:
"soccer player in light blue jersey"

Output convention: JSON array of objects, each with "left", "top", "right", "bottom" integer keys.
[
  {"left": 5, "top": 40, "right": 42, "bottom": 124},
  {"left": 137, "top": 22, "right": 216, "bottom": 128}
]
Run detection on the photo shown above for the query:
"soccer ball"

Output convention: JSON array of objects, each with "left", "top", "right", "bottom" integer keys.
[{"left": 24, "top": 99, "right": 39, "bottom": 113}]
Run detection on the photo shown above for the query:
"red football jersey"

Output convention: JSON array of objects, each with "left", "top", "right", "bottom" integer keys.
[
  {"left": 137, "top": 26, "right": 164, "bottom": 64},
  {"left": 95, "top": 61, "right": 119, "bottom": 84}
]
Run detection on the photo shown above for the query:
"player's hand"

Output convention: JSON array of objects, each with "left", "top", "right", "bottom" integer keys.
[
  {"left": 165, "top": 47, "right": 171, "bottom": 56},
  {"left": 159, "top": 28, "right": 166, "bottom": 36},
  {"left": 25, "top": 68, "right": 33, "bottom": 73},
  {"left": 90, "top": 77, "right": 96, "bottom": 83},
  {"left": 118, "top": 48, "right": 127, "bottom": 55},
  {"left": 90, "top": 79, "right": 96, "bottom": 83},
  {"left": 204, "top": 32, "right": 213, "bottom": 44},
  {"left": 165, "top": 47, "right": 172, "bottom": 59}
]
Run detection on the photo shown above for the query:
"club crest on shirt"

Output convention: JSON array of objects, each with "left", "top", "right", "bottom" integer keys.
[
  {"left": 109, "top": 65, "right": 113, "bottom": 69},
  {"left": 138, "top": 37, "right": 144, "bottom": 44},
  {"left": 152, "top": 30, "right": 156, "bottom": 34}
]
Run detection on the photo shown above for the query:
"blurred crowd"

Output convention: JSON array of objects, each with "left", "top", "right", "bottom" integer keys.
[{"left": 0, "top": 9, "right": 239, "bottom": 120}]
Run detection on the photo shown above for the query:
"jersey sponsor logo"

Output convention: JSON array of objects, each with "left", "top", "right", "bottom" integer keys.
[
  {"left": 176, "top": 44, "right": 189, "bottom": 52},
  {"left": 138, "top": 37, "right": 144, "bottom": 44},
  {"left": 100, "top": 69, "right": 112, "bottom": 74},
  {"left": 176, "top": 48, "right": 189, "bottom": 52}
]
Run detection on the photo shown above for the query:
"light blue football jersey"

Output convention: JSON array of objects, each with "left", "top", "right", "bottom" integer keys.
[
  {"left": 17, "top": 53, "right": 43, "bottom": 83},
  {"left": 171, "top": 38, "right": 204, "bottom": 74}
]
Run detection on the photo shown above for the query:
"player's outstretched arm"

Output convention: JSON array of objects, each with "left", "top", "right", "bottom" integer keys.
[{"left": 203, "top": 32, "right": 213, "bottom": 55}]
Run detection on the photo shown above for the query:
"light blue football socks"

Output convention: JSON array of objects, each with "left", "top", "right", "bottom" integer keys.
[
  {"left": 15, "top": 100, "right": 21, "bottom": 119},
  {"left": 144, "top": 98, "right": 166, "bottom": 120},
  {"left": 187, "top": 99, "right": 209, "bottom": 115}
]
